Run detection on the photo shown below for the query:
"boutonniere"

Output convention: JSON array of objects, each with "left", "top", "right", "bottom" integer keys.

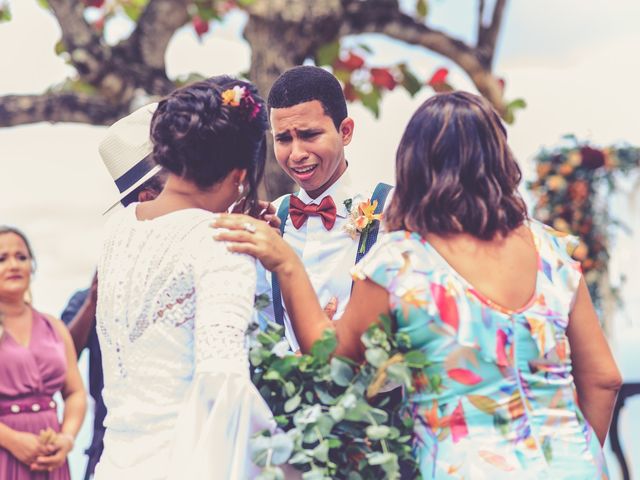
[{"left": 343, "top": 198, "right": 383, "bottom": 253}]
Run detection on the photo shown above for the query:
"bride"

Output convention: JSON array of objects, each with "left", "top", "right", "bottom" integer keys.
[{"left": 94, "top": 76, "right": 273, "bottom": 479}]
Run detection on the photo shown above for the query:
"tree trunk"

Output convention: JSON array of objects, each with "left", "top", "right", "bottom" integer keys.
[
  {"left": 245, "top": 15, "right": 305, "bottom": 201},
  {"left": 244, "top": 4, "right": 342, "bottom": 201}
]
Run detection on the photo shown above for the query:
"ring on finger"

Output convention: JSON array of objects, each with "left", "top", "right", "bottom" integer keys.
[{"left": 243, "top": 222, "right": 257, "bottom": 234}]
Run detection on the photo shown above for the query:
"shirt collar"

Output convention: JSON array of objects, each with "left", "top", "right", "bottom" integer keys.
[{"left": 296, "top": 168, "right": 356, "bottom": 218}]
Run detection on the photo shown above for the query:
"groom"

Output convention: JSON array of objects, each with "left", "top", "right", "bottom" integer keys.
[{"left": 258, "top": 65, "right": 392, "bottom": 351}]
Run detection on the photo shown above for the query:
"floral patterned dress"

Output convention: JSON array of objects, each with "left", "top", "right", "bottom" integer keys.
[{"left": 354, "top": 221, "right": 609, "bottom": 479}]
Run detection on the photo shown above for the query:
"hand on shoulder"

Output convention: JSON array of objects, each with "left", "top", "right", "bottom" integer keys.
[{"left": 211, "top": 214, "right": 300, "bottom": 274}]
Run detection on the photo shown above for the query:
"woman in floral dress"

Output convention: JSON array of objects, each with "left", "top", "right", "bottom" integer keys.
[{"left": 215, "top": 91, "right": 621, "bottom": 478}]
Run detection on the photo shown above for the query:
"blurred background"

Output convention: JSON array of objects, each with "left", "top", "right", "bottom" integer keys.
[{"left": 1, "top": 1, "right": 639, "bottom": 478}]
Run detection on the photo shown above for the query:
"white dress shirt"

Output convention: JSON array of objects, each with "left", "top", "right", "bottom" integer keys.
[{"left": 256, "top": 169, "right": 392, "bottom": 351}]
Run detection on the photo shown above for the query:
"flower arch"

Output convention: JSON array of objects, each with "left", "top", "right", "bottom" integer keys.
[{"left": 528, "top": 137, "right": 640, "bottom": 328}]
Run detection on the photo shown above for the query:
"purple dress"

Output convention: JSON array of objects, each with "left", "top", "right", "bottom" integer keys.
[{"left": 0, "top": 308, "right": 70, "bottom": 480}]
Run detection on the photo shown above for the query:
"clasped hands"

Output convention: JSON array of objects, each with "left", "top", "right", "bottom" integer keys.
[{"left": 9, "top": 428, "right": 73, "bottom": 473}]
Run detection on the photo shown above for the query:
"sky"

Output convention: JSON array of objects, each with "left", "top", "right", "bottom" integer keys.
[{"left": 1, "top": 1, "right": 640, "bottom": 478}]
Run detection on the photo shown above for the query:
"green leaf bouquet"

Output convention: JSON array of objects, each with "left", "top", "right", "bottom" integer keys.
[{"left": 249, "top": 315, "right": 428, "bottom": 479}]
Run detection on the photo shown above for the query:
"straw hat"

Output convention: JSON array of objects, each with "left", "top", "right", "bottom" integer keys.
[{"left": 99, "top": 102, "right": 161, "bottom": 212}]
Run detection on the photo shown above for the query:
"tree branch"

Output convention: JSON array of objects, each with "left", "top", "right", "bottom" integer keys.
[
  {"left": 477, "top": 0, "right": 486, "bottom": 41},
  {"left": 342, "top": 2, "right": 506, "bottom": 114},
  {"left": 343, "top": 3, "right": 475, "bottom": 65},
  {"left": 0, "top": 92, "right": 127, "bottom": 127},
  {"left": 477, "top": 0, "right": 507, "bottom": 68},
  {"left": 47, "top": 0, "right": 111, "bottom": 83},
  {"left": 245, "top": 0, "right": 343, "bottom": 24},
  {"left": 126, "top": 0, "right": 191, "bottom": 70}
]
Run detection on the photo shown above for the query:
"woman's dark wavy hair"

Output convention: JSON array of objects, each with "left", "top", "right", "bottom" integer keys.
[
  {"left": 150, "top": 75, "right": 268, "bottom": 214},
  {"left": 385, "top": 91, "right": 527, "bottom": 240}
]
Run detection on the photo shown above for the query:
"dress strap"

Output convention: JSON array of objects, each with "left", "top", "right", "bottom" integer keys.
[{"left": 31, "top": 308, "right": 61, "bottom": 342}]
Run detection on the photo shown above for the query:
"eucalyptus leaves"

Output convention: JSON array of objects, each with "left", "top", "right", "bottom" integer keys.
[{"left": 248, "top": 316, "right": 428, "bottom": 479}]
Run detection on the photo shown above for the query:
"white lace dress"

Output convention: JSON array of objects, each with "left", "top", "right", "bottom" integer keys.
[{"left": 94, "top": 205, "right": 274, "bottom": 480}]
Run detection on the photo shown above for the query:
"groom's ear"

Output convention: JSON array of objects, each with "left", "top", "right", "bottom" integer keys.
[{"left": 339, "top": 117, "right": 355, "bottom": 146}]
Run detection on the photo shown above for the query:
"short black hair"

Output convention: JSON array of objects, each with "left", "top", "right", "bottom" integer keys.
[
  {"left": 268, "top": 66, "right": 348, "bottom": 130},
  {"left": 385, "top": 91, "right": 527, "bottom": 240},
  {"left": 151, "top": 76, "right": 268, "bottom": 214}
]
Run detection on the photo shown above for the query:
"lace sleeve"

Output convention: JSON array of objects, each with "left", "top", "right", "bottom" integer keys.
[
  {"left": 189, "top": 225, "right": 257, "bottom": 371},
  {"left": 168, "top": 225, "right": 273, "bottom": 479}
]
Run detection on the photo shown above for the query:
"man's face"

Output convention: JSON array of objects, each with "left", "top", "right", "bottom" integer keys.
[{"left": 271, "top": 100, "right": 353, "bottom": 198}]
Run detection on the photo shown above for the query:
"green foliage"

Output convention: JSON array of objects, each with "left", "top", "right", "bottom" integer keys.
[
  {"left": 0, "top": 3, "right": 11, "bottom": 23},
  {"left": 120, "top": 0, "right": 149, "bottom": 22},
  {"left": 399, "top": 64, "right": 422, "bottom": 97},
  {"left": 358, "top": 89, "right": 382, "bottom": 118},
  {"left": 503, "top": 97, "right": 527, "bottom": 124},
  {"left": 54, "top": 39, "right": 67, "bottom": 57},
  {"left": 416, "top": 0, "right": 429, "bottom": 20},
  {"left": 249, "top": 318, "right": 428, "bottom": 479},
  {"left": 315, "top": 41, "right": 341, "bottom": 67},
  {"left": 192, "top": 0, "right": 221, "bottom": 22}
]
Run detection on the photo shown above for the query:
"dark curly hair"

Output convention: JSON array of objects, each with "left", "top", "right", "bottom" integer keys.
[
  {"left": 385, "top": 91, "right": 527, "bottom": 240},
  {"left": 267, "top": 66, "right": 348, "bottom": 131},
  {"left": 150, "top": 76, "right": 268, "bottom": 214}
]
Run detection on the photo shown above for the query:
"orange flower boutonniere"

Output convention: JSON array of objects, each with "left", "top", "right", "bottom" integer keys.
[{"left": 343, "top": 198, "right": 383, "bottom": 253}]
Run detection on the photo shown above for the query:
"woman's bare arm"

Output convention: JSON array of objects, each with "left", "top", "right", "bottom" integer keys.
[
  {"left": 213, "top": 214, "right": 390, "bottom": 360},
  {"left": 566, "top": 278, "right": 622, "bottom": 445},
  {"left": 274, "top": 255, "right": 389, "bottom": 359},
  {"left": 46, "top": 315, "right": 87, "bottom": 440}
]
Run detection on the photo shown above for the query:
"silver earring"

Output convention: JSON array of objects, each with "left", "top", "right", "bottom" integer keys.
[{"left": 238, "top": 183, "right": 245, "bottom": 196}]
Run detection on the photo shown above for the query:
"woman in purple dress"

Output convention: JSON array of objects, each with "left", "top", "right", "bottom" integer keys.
[{"left": 0, "top": 226, "right": 86, "bottom": 479}]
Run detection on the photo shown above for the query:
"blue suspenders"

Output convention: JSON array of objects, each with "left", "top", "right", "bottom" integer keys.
[
  {"left": 271, "top": 183, "right": 393, "bottom": 326},
  {"left": 354, "top": 183, "right": 393, "bottom": 265},
  {"left": 271, "top": 194, "right": 293, "bottom": 328}
]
